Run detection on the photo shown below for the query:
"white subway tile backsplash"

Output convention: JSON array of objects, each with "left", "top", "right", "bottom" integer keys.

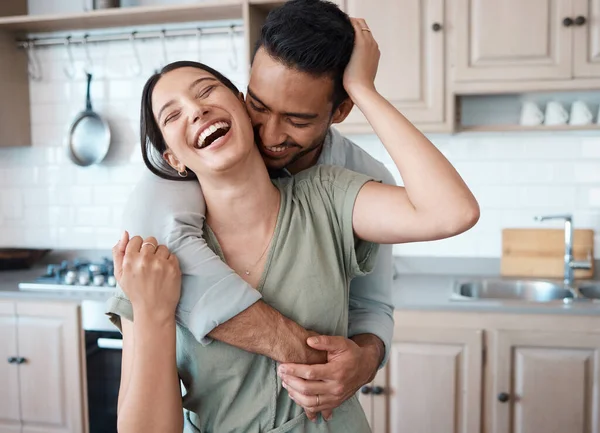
[
  {"left": 574, "top": 163, "right": 600, "bottom": 183},
  {"left": 581, "top": 138, "right": 600, "bottom": 158},
  {"left": 589, "top": 188, "right": 600, "bottom": 208},
  {"left": 1, "top": 31, "right": 600, "bottom": 256},
  {"left": 76, "top": 206, "right": 112, "bottom": 226}
]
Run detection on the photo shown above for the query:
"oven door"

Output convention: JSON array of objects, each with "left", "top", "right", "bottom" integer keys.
[{"left": 85, "top": 330, "right": 122, "bottom": 433}]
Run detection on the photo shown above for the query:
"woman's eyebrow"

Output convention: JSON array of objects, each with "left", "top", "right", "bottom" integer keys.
[{"left": 189, "top": 77, "right": 217, "bottom": 90}]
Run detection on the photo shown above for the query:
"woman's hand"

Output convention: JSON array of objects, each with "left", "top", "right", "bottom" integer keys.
[
  {"left": 343, "top": 18, "right": 380, "bottom": 102},
  {"left": 113, "top": 231, "right": 182, "bottom": 322}
]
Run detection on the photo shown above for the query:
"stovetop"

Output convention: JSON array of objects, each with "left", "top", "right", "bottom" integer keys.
[{"left": 18, "top": 258, "right": 117, "bottom": 293}]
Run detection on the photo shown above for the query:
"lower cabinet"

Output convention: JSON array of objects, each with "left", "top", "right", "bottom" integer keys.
[
  {"left": 360, "top": 311, "right": 600, "bottom": 433},
  {"left": 0, "top": 300, "right": 87, "bottom": 433},
  {"left": 488, "top": 330, "right": 600, "bottom": 433}
]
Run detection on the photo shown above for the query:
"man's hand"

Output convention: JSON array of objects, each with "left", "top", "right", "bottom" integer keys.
[{"left": 277, "top": 334, "right": 382, "bottom": 422}]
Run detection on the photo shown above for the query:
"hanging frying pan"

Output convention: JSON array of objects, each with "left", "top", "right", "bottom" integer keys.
[{"left": 66, "top": 72, "right": 111, "bottom": 166}]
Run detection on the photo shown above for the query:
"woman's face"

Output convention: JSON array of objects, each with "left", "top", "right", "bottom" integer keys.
[{"left": 151, "top": 67, "right": 254, "bottom": 176}]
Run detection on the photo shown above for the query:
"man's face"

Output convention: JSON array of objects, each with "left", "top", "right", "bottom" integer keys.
[{"left": 246, "top": 48, "right": 337, "bottom": 174}]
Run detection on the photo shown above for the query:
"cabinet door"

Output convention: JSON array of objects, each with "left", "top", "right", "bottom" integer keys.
[
  {"left": 453, "top": 0, "right": 573, "bottom": 81},
  {"left": 489, "top": 330, "right": 600, "bottom": 433},
  {"left": 386, "top": 328, "right": 483, "bottom": 433},
  {"left": 0, "top": 301, "right": 21, "bottom": 433},
  {"left": 16, "top": 302, "right": 86, "bottom": 433},
  {"left": 342, "top": 0, "right": 446, "bottom": 131},
  {"left": 573, "top": 0, "right": 600, "bottom": 77},
  {"left": 358, "top": 367, "right": 388, "bottom": 433}
]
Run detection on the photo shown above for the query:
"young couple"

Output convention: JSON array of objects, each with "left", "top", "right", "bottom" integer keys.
[{"left": 106, "top": 1, "right": 480, "bottom": 432}]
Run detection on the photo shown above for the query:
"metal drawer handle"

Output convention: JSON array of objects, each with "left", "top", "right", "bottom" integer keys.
[{"left": 97, "top": 338, "right": 123, "bottom": 350}]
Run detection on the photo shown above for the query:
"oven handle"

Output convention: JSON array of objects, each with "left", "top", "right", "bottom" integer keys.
[{"left": 97, "top": 337, "right": 123, "bottom": 350}]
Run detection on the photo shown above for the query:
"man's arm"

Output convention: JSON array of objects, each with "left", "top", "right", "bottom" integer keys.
[
  {"left": 209, "top": 301, "right": 326, "bottom": 364},
  {"left": 118, "top": 172, "right": 325, "bottom": 365}
]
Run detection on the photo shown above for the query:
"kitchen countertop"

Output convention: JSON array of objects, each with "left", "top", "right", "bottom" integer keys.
[
  {"left": 2, "top": 266, "right": 599, "bottom": 315},
  {"left": 393, "top": 274, "right": 600, "bottom": 315}
]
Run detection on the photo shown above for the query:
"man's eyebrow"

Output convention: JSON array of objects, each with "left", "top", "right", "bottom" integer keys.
[{"left": 247, "top": 87, "right": 319, "bottom": 120}]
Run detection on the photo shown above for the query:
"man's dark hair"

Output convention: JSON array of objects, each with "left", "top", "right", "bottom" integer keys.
[{"left": 254, "top": 0, "right": 355, "bottom": 110}]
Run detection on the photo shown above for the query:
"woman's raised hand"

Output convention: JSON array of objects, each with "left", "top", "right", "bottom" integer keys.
[{"left": 113, "top": 231, "right": 182, "bottom": 322}]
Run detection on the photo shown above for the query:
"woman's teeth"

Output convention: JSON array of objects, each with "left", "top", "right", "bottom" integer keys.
[{"left": 197, "top": 121, "right": 230, "bottom": 148}]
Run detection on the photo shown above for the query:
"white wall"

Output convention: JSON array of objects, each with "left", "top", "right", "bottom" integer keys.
[{"left": 0, "top": 29, "right": 599, "bottom": 257}]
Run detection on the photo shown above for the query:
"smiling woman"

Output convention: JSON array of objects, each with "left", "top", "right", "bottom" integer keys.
[{"left": 139, "top": 61, "right": 242, "bottom": 181}]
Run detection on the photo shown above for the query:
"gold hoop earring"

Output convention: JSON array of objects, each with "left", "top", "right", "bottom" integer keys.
[{"left": 178, "top": 169, "right": 188, "bottom": 178}]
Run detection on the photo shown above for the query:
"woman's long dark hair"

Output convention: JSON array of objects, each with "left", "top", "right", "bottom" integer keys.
[{"left": 140, "top": 61, "right": 240, "bottom": 181}]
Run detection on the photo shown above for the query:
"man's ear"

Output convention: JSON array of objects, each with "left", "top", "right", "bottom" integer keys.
[
  {"left": 238, "top": 91, "right": 246, "bottom": 104},
  {"left": 163, "top": 149, "right": 184, "bottom": 172},
  {"left": 331, "top": 97, "right": 355, "bottom": 124}
]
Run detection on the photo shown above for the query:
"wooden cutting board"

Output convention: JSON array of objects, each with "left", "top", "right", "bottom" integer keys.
[{"left": 501, "top": 228, "right": 595, "bottom": 279}]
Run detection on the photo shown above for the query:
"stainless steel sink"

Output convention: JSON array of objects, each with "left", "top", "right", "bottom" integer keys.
[
  {"left": 453, "top": 279, "right": 573, "bottom": 302},
  {"left": 578, "top": 283, "right": 600, "bottom": 300}
]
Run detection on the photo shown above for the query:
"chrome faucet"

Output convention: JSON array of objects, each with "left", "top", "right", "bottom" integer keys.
[{"left": 534, "top": 214, "right": 592, "bottom": 290}]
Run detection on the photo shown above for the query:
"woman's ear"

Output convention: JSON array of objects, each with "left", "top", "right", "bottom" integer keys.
[{"left": 163, "top": 149, "right": 184, "bottom": 172}]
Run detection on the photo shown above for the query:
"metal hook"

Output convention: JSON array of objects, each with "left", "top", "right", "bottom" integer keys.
[
  {"left": 228, "top": 25, "right": 238, "bottom": 70},
  {"left": 160, "top": 30, "right": 168, "bottom": 68},
  {"left": 82, "top": 34, "right": 93, "bottom": 74},
  {"left": 25, "top": 41, "right": 42, "bottom": 81},
  {"left": 63, "top": 37, "right": 77, "bottom": 79},
  {"left": 129, "top": 32, "right": 142, "bottom": 76},
  {"left": 196, "top": 28, "right": 202, "bottom": 62}
]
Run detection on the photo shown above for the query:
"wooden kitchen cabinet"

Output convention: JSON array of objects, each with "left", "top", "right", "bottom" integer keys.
[
  {"left": 0, "top": 302, "right": 21, "bottom": 433},
  {"left": 368, "top": 311, "right": 600, "bottom": 433},
  {"left": 0, "top": 300, "right": 87, "bottom": 433},
  {"left": 573, "top": 0, "right": 600, "bottom": 77},
  {"left": 453, "top": 0, "right": 572, "bottom": 82},
  {"left": 453, "top": 0, "right": 600, "bottom": 89},
  {"left": 339, "top": 0, "right": 447, "bottom": 133},
  {"left": 488, "top": 330, "right": 600, "bottom": 433},
  {"left": 369, "top": 327, "right": 483, "bottom": 433}
]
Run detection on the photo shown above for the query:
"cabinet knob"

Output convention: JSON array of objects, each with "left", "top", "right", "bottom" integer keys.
[
  {"left": 360, "top": 386, "right": 372, "bottom": 395},
  {"left": 372, "top": 386, "right": 384, "bottom": 395},
  {"left": 7, "top": 357, "right": 17, "bottom": 364},
  {"left": 563, "top": 17, "right": 574, "bottom": 26},
  {"left": 15, "top": 357, "right": 27, "bottom": 365},
  {"left": 575, "top": 16, "right": 587, "bottom": 26},
  {"left": 497, "top": 392, "right": 510, "bottom": 403},
  {"left": 432, "top": 22, "right": 442, "bottom": 32}
]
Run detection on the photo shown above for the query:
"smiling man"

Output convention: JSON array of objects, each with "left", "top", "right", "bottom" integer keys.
[{"left": 115, "top": 0, "right": 395, "bottom": 424}]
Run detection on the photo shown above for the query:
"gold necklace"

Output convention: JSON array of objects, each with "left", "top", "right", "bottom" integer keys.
[
  {"left": 243, "top": 232, "right": 273, "bottom": 276},
  {"left": 242, "top": 196, "right": 279, "bottom": 276}
]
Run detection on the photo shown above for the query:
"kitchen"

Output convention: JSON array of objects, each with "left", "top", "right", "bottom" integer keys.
[{"left": 1, "top": 0, "right": 600, "bottom": 432}]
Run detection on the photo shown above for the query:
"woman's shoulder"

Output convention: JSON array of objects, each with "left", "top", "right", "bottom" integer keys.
[{"left": 291, "top": 164, "right": 369, "bottom": 186}]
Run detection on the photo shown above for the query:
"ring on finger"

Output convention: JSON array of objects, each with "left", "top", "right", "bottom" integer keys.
[
  {"left": 361, "top": 27, "right": 371, "bottom": 32},
  {"left": 141, "top": 242, "right": 158, "bottom": 252},
  {"left": 316, "top": 394, "right": 320, "bottom": 407}
]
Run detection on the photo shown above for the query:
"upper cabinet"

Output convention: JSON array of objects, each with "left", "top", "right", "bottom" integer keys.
[
  {"left": 573, "top": 0, "right": 600, "bottom": 77},
  {"left": 453, "top": 0, "right": 600, "bottom": 83},
  {"left": 340, "top": 0, "right": 447, "bottom": 133},
  {"left": 453, "top": 0, "right": 572, "bottom": 81}
]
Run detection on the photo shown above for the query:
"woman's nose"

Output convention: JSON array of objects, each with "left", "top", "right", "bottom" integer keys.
[{"left": 186, "top": 103, "right": 210, "bottom": 124}]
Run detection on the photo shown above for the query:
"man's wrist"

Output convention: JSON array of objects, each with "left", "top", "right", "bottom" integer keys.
[{"left": 351, "top": 334, "right": 385, "bottom": 382}]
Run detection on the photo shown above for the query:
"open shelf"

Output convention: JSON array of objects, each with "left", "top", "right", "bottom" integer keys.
[{"left": 0, "top": 1, "right": 244, "bottom": 34}]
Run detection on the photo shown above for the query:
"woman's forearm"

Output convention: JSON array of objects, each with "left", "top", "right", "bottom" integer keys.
[
  {"left": 118, "top": 313, "right": 183, "bottom": 433},
  {"left": 351, "top": 86, "right": 479, "bottom": 236}
]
